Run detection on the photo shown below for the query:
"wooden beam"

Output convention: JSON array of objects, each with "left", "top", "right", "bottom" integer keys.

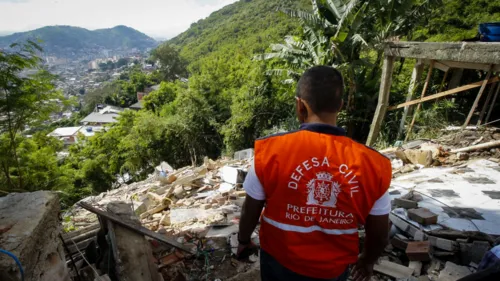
[
  {"left": 388, "top": 76, "right": 500, "bottom": 110},
  {"left": 486, "top": 83, "right": 500, "bottom": 123},
  {"left": 79, "top": 202, "right": 195, "bottom": 254},
  {"left": 463, "top": 66, "right": 493, "bottom": 128},
  {"left": 405, "top": 61, "right": 434, "bottom": 141},
  {"left": 433, "top": 61, "right": 450, "bottom": 72},
  {"left": 397, "top": 59, "right": 424, "bottom": 140},
  {"left": 385, "top": 42, "right": 500, "bottom": 65},
  {"left": 438, "top": 60, "right": 500, "bottom": 72},
  {"left": 477, "top": 83, "right": 498, "bottom": 126},
  {"left": 366, "top": 56, "right": 395, "bottom": 146}
]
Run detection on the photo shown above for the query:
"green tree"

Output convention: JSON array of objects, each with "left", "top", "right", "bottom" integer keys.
[
  {"left": 0, "top": 42, "right": 73, "bottom": 194},
  {"left": 151, "top": 44, "right": 188, "bottom": 81}
]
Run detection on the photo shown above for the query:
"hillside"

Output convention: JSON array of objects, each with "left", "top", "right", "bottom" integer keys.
[
  {"left": 0, "top": 25, "right": 158, "bottom": 58},
  {"left": 168, "top": 0, "right": 309, "bottom": 70}
]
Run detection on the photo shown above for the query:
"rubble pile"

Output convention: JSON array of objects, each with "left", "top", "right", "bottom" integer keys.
[
  {"left": 385, "top": 127, "right": 500, "bottom": 176},
  {"left": 63, "top": 155, "right": 255, "bottom": 281}
]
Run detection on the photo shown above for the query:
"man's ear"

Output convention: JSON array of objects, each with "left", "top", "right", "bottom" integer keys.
[{"left": 296, "top": 97, "right": 307, "bottom": 123}]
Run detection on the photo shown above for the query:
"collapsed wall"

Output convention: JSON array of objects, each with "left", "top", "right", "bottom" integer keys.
[{"left": 0, "top": 191, "right": 70, "bottom": 281}]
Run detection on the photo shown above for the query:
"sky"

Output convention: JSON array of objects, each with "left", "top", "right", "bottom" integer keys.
[{"left": 0, "top": 0, "right": 238, "bottom": 39}]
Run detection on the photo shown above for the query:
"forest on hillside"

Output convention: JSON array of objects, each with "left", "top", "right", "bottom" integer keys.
[{"left": 1, "top": 0, "right": 499, "bottom": 206}]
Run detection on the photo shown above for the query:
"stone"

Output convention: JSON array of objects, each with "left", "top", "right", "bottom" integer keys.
[
  {"left": 395, "top": 198, "right": 418, "bottom": 209},
  {"left": 160, "top": 213, "right": 171, "bottom": 226},
  {"left": 407, "top": 208, "right": 438, "bottom": 225},
  {"left": 173, "top": 185, "right": 185, "bottom": 198},
  {"left": 200, "top": 204, "right": 211, "bottom": 210},
  {"left": 414, "top": 230, "right": 425, "bottom": 241},
  {"left": 437, "top": 262, "right": 471, "bottom": 281},
  {"left": 235, "top": 190, "right": 247, "bottom": 197},
  {"left": 408, "top": 261, "right": 422, "bottom": 276},
  {"left": 166, "top": 174, "right": 177, "bottom": 184},
  {"left": 402, "top": 165, "right": 416, "bottom": 173},
  {"left": 488, "top": 157, "right": 500, "bottom": 163},
  {"left": 374, "top": 260, "right": 414, "bottom": 279},
  {"left": 0, "top": 191, "right": 70, "bottom": 281},
  {"left": 400, "top": 149, "right": 434, "bottom": 167},
  {"left": 392, "top": 236, "right": 409, "bottom": 250},
  {"left": 406, "top": 241, "right": 431, "bottom": 261},
  {"left": 428, "top": 236, "right": 458, "bottom": 252},
  {"left": 457, "top": 152, "right": 469, "bottom": 160},
  {"left": 152, "top": 213, "right": 162, "bottom": 219}
]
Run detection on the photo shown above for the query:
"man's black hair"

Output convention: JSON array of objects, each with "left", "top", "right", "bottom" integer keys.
[{"left": 296, "top": 66, "right": 344, "bottom": 114}]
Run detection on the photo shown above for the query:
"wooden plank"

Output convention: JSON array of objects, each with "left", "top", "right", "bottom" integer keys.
[
  {"left": 78, "top": 202, "right": 195, "bottom": 254},
  {"left": 433, "top": 61, "right": 450, "bottom": 72},
  {"left": 397, "top": 59, "right": 424, "bottom": 140},
  {"left": 107, "top": 202, "right": 161, "bottom": 281},
  {"left": 405, "top": 61, "right": 434, "bottom": 141},
  {"left": 451, "top": 140, "right": 500, "bottom": 153},
  {"left": 64, "top": 228, "right": 99, "bottom": 244},
  {"left": 366, "top": 56, "right": 395, "bottom": 146},
  {"left": 62, "top": 223, "right": 100, "bottom": 240},
  {"left": 463, "top": 67, "right": 493, "bottom": 128},
  {"left": 384, "top": 41, "right": 500, "bottom": 65},
  {"left": 478, "top": 83, "right": 498, "bottom": 126},
  {"left": 438, "top": 60, "right": 500, "bottom": 72},
  {"left": 486, "top": 83, "right": 500, "bottom": 124},
  {"left": 388, "top": 76, "right": 500, "bottom": 110}
]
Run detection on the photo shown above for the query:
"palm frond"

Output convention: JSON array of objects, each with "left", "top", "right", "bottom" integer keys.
[
  {"left": 351, "top": 34, "right": 368, "bottom": 46},
  {"left": 325, "top": 0, "right": 346, "bottom": 20}
]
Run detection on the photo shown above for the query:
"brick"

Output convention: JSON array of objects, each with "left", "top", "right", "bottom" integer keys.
[
  {"left": 406, "top": 241, "right": 431, "bottom": 261},
  {"left": 407, "top": 208, "right": 438, "bottom": 225},
  {"left": 394, "top": 198, "right": 418, "bottom": 209}
]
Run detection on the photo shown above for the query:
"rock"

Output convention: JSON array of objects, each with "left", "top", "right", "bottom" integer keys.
[
  {"left": 457, "top": 152, "right": 469, "bottom": 160},
  {"left": 0, "top": 191, "right": 70, "bottom": 281},
  {"left": 488, "top": 157, "right": 500, "bottom": 163},
  {"left": 374, "top": 260, "right": 414, "bottom": 279},
  {"left": 166, "top": 174, "right": 177, "bottom": 184},
  {"left": 200, "top": 204, "right": 211, "bottom": 210},
  {"left": 404, "top": 150, "right": 434, "bottom": 167},
  {"left": 152, "top": 213, "right": 163, "bottom": 219},
  {"left": 402, "top": 165, "right": 416, "bottom": 173},
  {"left": 235, "top": 190, "right": 247, "bottom": 197},
  {"left": 173, "top": 185, "right": 185, "bottom": 198},
  {"left": 408, "top": 261, "right": 422, "bottom": 276},
  {"left": 437, "top": 262, "right": 471, "bottom": 281}
]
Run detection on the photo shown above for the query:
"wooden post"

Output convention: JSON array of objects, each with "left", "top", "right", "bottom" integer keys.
[
  {"left": 107, "top": 202, "right": 162, "bottom": 281},
  {"left": 486, "top": 82, "right": 500, "bottom": 124},
  {"left": 463, "top": 67, "right": 493, "bottom": 128},
  {"left": 405, "top": 60, "right": 435, "bottom": 142},
  {"left": 477, "top": 82, "right": 497, "bottom": 126},
  {"left": 449, "top": 68, "right": 463, "bottom": 103},
  {"left": 397, "top": 59, "right": 423, "bottom": 140},
  {"left": 366, "top": 55, "right": 395, "bottom": 147}
]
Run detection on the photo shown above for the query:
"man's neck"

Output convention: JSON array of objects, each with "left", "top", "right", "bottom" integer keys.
[{"left": 305, "top": 114, "right": 337, "bottom": 127}]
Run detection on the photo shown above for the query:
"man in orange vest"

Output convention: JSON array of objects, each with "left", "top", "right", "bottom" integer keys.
[{"left": 237, "top": 66, "right": 392, "bottom": 281}]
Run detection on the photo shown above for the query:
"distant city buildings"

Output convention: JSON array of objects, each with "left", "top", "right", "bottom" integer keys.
[
  {"left": 80, "top": 105, "right": 123, "bottom": 125},
  {"left": 48, "top": 126, "right": 104, "bottom": 145}
]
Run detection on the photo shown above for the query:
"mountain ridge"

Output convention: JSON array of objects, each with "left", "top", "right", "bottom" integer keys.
[{"left": 0, "top": 25, "right": 158, "bottom": 58}]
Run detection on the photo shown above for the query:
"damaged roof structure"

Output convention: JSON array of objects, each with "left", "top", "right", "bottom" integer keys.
[{"left": 367, "top": 41, "right": 500, "bottom": 146}]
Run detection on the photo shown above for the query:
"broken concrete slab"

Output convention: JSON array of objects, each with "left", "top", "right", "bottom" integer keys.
[
  {"left": 220, "top": 166, "right": 247, "bottom": 184},
  {"left": 374, "top": 260, "right": 414, "bottom": 279},
  {"left": 390, "top": 159, "right": 500, "bottom": 235},
  {"left": 437, "top": 261, "right": 472, "bottom": 281},
  {"left": 0, "top": 191, "right": 70, "bottom": 281}
]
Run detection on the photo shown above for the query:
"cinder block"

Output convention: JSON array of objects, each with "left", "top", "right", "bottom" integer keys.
[
  {"left": 394, "top": 198, "right": 418, "bottom": 209},
  {"left": 407, "top": 208, "right": 438, "bottom": 225},
  {"left": 406, "top": 241, "right": 431, "bottom": 261}
]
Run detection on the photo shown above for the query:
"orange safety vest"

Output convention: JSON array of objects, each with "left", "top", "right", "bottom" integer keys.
[{"left": 254, "top": 123, "right": 391, "bottom": 279}]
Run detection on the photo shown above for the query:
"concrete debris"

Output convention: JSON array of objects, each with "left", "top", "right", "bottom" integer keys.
[
  {"left": 437, "top": 262, "right": 472, "bottom": 281},
  {"left": 0, "top": 191, "right": 70, "bottom": 281},
  {"left": 374, "top": 260, "right": 414, "bottom": 279},
  {"left": 61, "top": 157, "right": 253, "bottom": 280}
]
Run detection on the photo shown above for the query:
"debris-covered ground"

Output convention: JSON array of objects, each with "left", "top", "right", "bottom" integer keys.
[{"left": 62, "top": 129, "right": 500, "bottom": 281}]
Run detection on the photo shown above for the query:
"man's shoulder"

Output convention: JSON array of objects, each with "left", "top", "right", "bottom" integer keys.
[
  {"left": 348, "top": 139, "right": 390, "bottom": 162},
  {"left": 256, "top": 130, "right": 301, "bottom": 142}
]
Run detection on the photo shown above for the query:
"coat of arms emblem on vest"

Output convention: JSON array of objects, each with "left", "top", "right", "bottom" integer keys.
[{"left": 306, "top": 172, "right": 341, "bottom": 207}]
